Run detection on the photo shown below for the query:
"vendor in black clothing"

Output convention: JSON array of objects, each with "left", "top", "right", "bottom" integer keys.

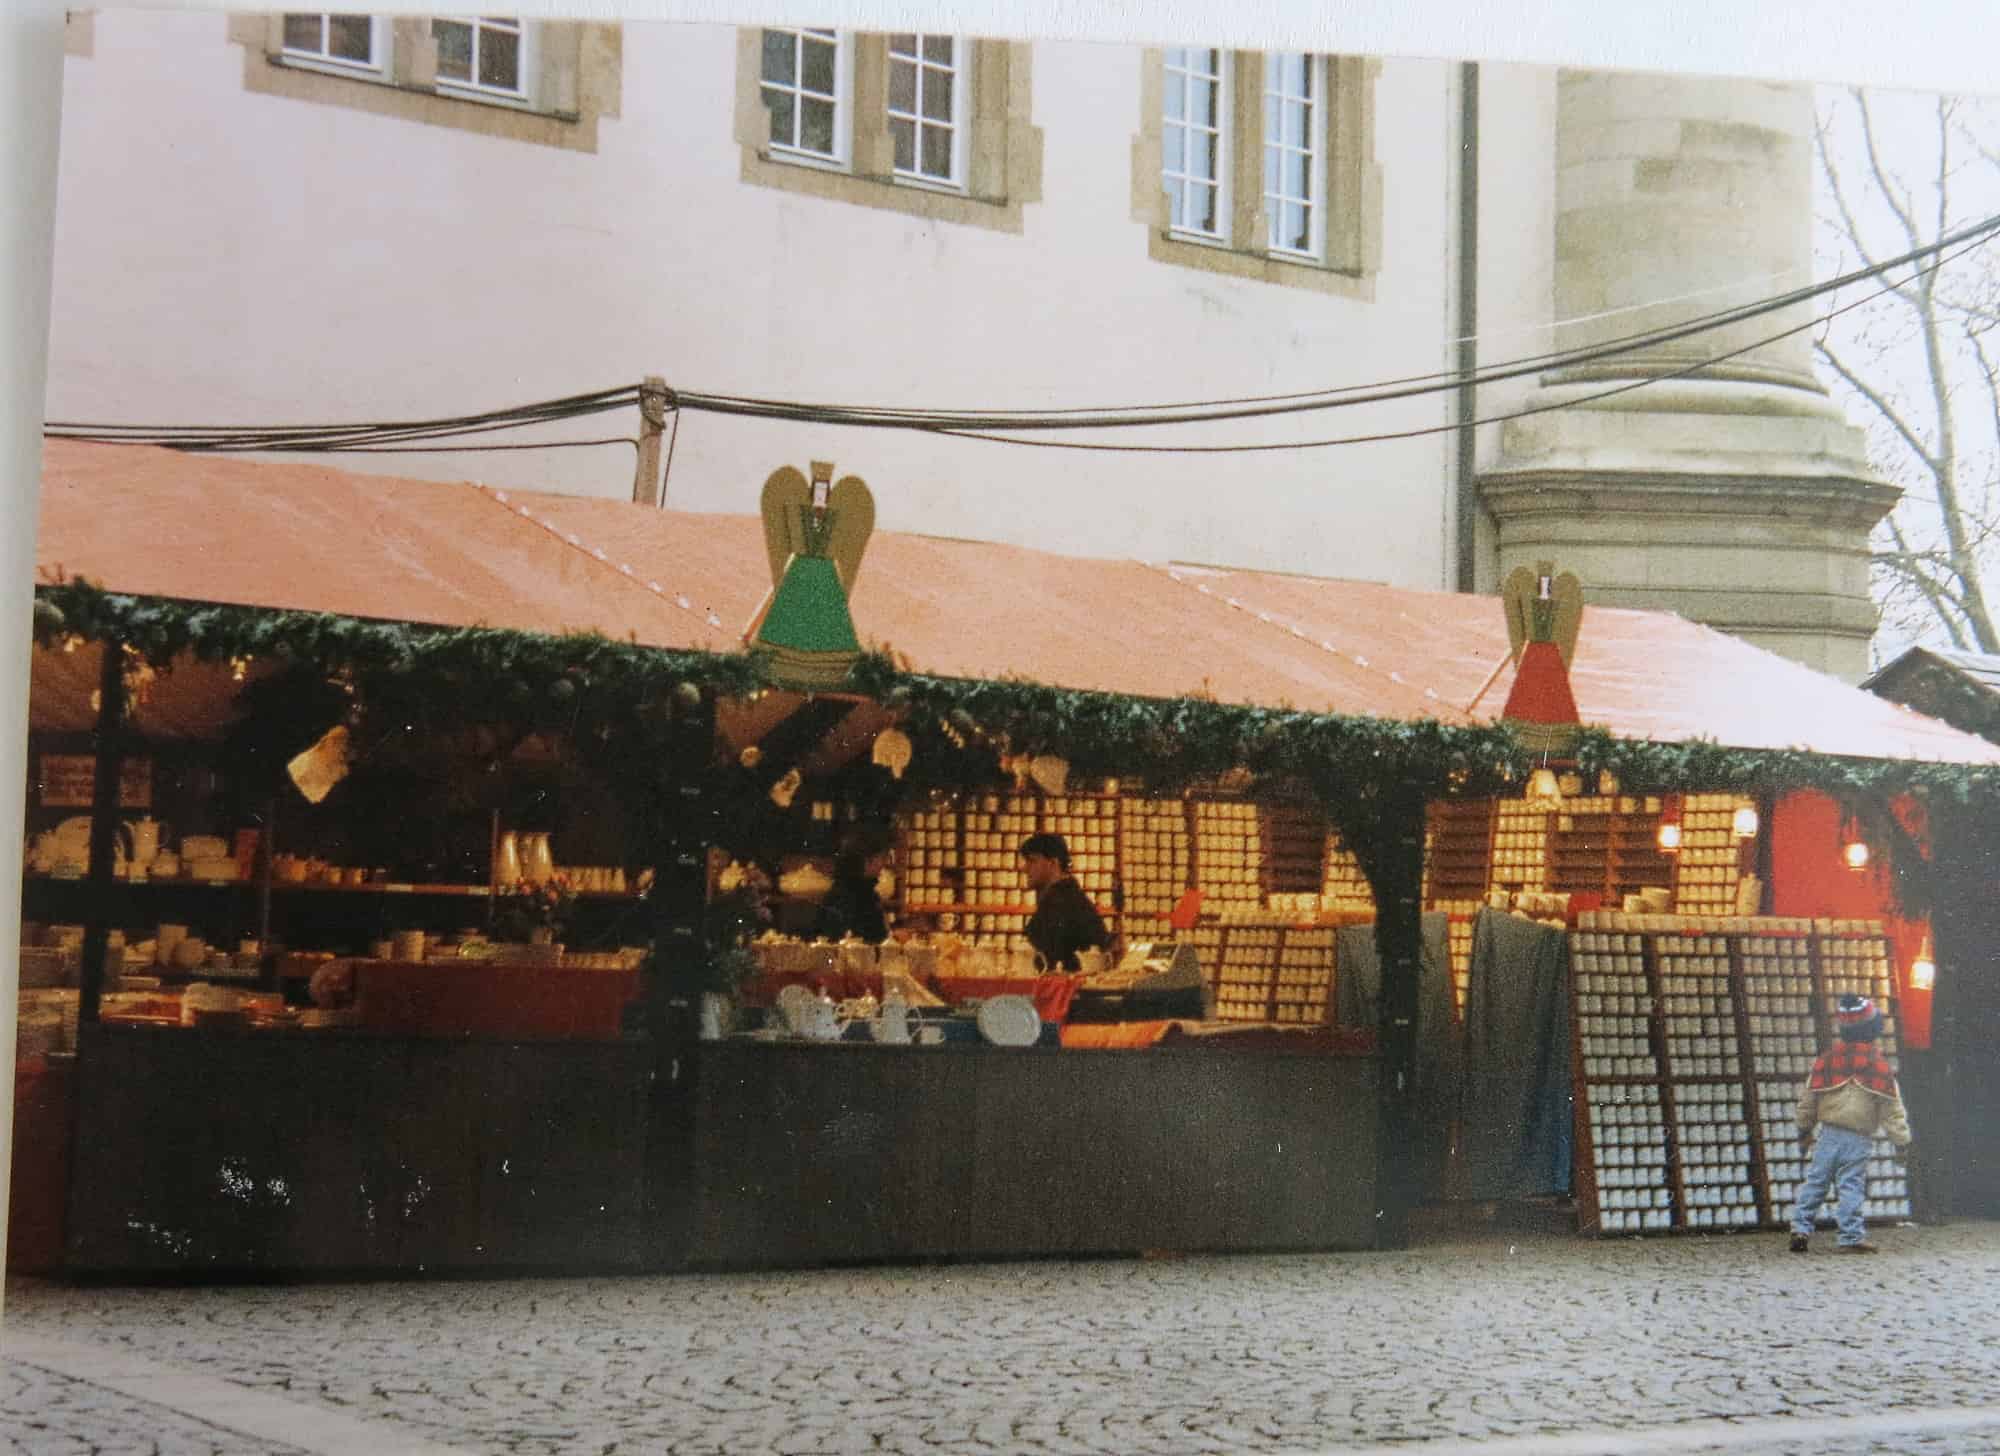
[
  {"left": 814, "top": 824, "right": 895, "bottom": 943},
  {"left": 1019, "top": 832, "right": 1111, "bottom": 971}
]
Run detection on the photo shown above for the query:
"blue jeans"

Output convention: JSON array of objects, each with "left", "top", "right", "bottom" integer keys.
[{"left": 1791, "top": 1125, "right": 1872, "bottom": 1245}]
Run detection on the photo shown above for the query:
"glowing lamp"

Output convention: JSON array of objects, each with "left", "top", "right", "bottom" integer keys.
[
  {"left": 1843, "top": 839, "right": 1871, "bottom": 871},
  {"left": 1732, "top": 804, "right": 1759, "bottom": 839},
  {"left": 1656, "top": 821, "right": 1683, "bottom": 852},
  {"left": 1527, "top": 767, "right": 1561, "bottom": 803},
  {"left": 1909, "top": 940, "right": 1937, "bottom": 992}
]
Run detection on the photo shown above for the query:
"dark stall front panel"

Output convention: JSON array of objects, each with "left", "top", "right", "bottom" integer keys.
[
  {"left": 686, "top": 1042, "right": 1379, "bottom": 1268},
  {"left": 63, "top": 1025, "right": 652, "bottom": 1276}
]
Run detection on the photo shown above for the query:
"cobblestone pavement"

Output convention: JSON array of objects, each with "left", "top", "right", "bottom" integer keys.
[{"left": 5, "top": 1221, "right": 2000, "bottom": 1455}]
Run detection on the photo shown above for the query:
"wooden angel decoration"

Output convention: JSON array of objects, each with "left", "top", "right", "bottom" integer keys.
[
  {"left": 751, "top": 460, "right": 875, "bottom": 690},
  {"left": 1498, "top": 561, "right": 1584, "bottom": 754}
]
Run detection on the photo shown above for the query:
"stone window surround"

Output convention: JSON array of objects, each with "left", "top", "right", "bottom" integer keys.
[
  {"left": 733, "top": 28, "right": 1044, "bottom": 235},
  {"left": 1131, "top": 48, "right": 1381, "bottom": 299},
  {"left": 229, "top": 14, "right": 622, "bottom": 156}
]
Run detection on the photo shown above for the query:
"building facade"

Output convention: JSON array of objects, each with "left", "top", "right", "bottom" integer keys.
[{"left": 43, "top": 11, "right": 1891, "bottom": 677}]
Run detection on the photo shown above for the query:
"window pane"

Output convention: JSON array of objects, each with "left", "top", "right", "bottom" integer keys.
[
  {"left": 890, "top": 116, "right": 915, "bottom": 172},
  {"left": 889, "top": 56, "right": 916, "bottom": 111},
  {"left": 1165, "top": 46, "right": 1189, "bottom": 71},
  {"left": 1164, "top": 75, "right": 1184, "bottom": 123},
  {"left": 1188, "top": 76, "right": 1215, "bottom": 129},
  {"left": 478, "top": 25, "right": 520, "bottom": 90},
  {"left": 433, "top": 20, "right": 471, "bottom": 81},
  {"left": 1163, "top": 125, "right": 1184, "bottom": 173},
  {"left": 924, "top": 34, "right": 953, "bottom": 64},
  {"left": 760, "top": 30, "right": 795, "bottom": 84},
  {"left": 801, "top": 36, "right": 836, "bottom": 96},
  {"left": 922, "top": 70, "right": 952, "bottom": 122},
  {"left": 283, "top": 14, "right": 323, "bottom": 52},
  {"left": 801, "top": 96, "right": 836, "bottom": 154},
  {"left": 764, "top": 88, "right": 796, "bottom": 147},
  {"left": 1192, "top": 180, "right": 1218, "bottom": 234},
  {"left": 1168, "top": 177, "right": 1187, "bottom": 229},
  {"left": 328, "top": 14, "right": 371, "bottom": 61},
  {"left": 1284, "top": 149, "right": 1311, "bottom": 200},
  {"left": 1189, "top": 129, "right": 1214, "bottom": 182},
  {"left": 1284, "top": 100, "right": 1308, "bottom": 149},
  {"left": 1282, "top": 201, "right": 1309, "bottom": 252},
  {"left": 921, "top": 124, "right": 952, "bottom": 178},
  {"left": 1278, "top": 52, "right": 1308, "bottom": 93},
  {"left": 889, "top": 32, "right": 917, "bottom": 56},
  {"left": 1263, "top": 146, "right": 1278, "bottom": 196}
]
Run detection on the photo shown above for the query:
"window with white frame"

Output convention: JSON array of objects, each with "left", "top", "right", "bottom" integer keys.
[
  {"left": 1162, "top": 47, "right": 1226, "bottom": 239},
  {"left": 887, "top": 33, "right": 961, "bottom": 185},
  {"left": 281, "top": 12, "right": 382, "bottom": 72},
  {"left": 1137, "top": 47, "right": 1377, "bottom": 291},
  {"left": 760, "top": 26, "right": 844, "bottom": 162},
  {"left": 433, "top": 16, "right": 528, "bottom": 100},
  {"left": 1262, "top": 52, "right": 1322, "bottom": 259},
  {"left": 736, "top": 29, "right": 1043, "bottom": 230},
  {"left": 245, "top": 15, "right": 616, "bottom": 152}
]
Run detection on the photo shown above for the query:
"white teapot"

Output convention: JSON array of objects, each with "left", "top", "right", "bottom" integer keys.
[{"left": 799, "top": 989, "right": 842, "bottom": 1042}]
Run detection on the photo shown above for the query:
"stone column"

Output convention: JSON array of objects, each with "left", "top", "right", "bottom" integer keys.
[{"left": 1480, "top": 71, "right": 1897, "bottom": 681}]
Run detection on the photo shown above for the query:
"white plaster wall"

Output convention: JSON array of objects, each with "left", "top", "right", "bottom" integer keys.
[{"left": 45, "top": 12, "right": 1462, "bottom": 587}]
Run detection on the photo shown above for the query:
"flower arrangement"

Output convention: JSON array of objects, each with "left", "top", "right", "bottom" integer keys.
[{"left": 496, "top": 874, "right": 577, "bottom": 944}]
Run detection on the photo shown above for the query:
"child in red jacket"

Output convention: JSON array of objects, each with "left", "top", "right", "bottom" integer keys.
[{"left": 1789, "top": 994, "right": 1913, "bottom": 1254}]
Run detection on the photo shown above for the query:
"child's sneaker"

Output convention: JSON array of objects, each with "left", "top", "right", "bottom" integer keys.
[{"left": 1788, "top": 1234, "right": 1810, "bottom": 1253}]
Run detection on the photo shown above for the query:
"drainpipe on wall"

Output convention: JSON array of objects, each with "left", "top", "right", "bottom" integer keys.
[{"left": 1453, "top": 61, "right": 1481, "bottom": 594}]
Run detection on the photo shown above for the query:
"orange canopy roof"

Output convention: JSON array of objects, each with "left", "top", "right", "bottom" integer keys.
[{"left": 33, "top": 439, "right": 2000, "bottom": 766}]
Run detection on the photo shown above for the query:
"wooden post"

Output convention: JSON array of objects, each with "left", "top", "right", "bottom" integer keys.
[
  {"left": 77, "top": 640, "right": 127, "bottom": 1026},
  {"left": 1353, "top": 786, "right": 1429, "bottom": 1251},
  {"left": 632, "top": 375, "right": 670, "bottom": 508}
]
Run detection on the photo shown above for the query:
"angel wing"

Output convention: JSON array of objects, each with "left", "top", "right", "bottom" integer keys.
[
  {"left": 825, "top": 475, "right": 875, "bottom": 592},
  {"left": 1549, "top": 570, "right": 1584, "bottom": 667},
  {"left": 760, "top": 466, "right": 812, "bottom": 590},
  {"left": 1501, "top": 564, "right": 1538, "bottom": 658}
]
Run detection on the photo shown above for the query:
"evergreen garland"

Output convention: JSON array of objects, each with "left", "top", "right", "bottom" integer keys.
[{"left": 35, "top": 578, "right": 2000, "bottom": 918}]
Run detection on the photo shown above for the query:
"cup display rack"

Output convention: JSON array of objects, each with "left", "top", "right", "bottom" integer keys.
[
  {"left": 1194, "top": 799, "right": 1262, "bottom": 910},
  {"left": 1570, "top": 917, "right": 1913, "bottom": 1235},
  {"left": 1671, "top": 794, "right": 1751, "bottom": 914},
  {"left": 1119, "top": 797, "right": 1191, "bottom": 919},
  {"left": 1423, "top": 801, "right": 1496, "bottom": 905},
  {"left": 1186, "top": 915, "right": 1339, "bottom": 1024},
  {"left": 1320, "top": 828, "right": 1375, "bottom": 912}
]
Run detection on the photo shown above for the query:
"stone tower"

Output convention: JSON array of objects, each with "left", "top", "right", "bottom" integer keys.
[{"left": 1480, "top": 71, "right": 1898, "bottom": 681}]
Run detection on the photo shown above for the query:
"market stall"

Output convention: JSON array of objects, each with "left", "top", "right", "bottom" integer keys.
[{"left": 15, "top": 439, "right": 2000, "bottom": 1276}]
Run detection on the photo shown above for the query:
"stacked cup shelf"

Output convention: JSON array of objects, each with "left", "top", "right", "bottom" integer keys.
[
  {"left": 1815, "top": 925, "right": 1912, "bottom": 1222},
  {"left": 1656, "top": 930, "right": 1760, "bottom": 1230},
  {"left": 1319, "top": 828, "right": 1374, "bottom": 913},
  {"left": 1193, "top": 800, "right": 1262, "bottom": 911},
  {"left": 1571, "top": 924, "right": 1672, "bottom": 1232},
  {"left": 1489, "top": 799, "right": 1552, "bottom": 893},
  {"left": 1273, "top": 921, "right": 1336, "bottom": 1024},
  {"left": 1740, "top": 931, "right": 1816, "bottom": 1221},
  {"left": 1570, "top": 913, "right": 1914, "bottom": 1235},
  {"left": 1119, "top": 797, "right": 1190, "bottom": 921}
]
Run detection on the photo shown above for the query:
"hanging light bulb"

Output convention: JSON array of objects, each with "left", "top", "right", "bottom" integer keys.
[
  {"left": 1909, "top": 936, "right": 1937, "bottom": 991},
  {"left": 1527, "top": 767, "right": 1561, "bottom": 803},
  {"left": 1843, "top": 838, "right": 1871, "bottom": 871},
  {"left": 1732, "top": 803, "right": 1760, "bottom": 839},
  {"left": 1656, "top": 792, "right": 1682, "bottom": 853}
]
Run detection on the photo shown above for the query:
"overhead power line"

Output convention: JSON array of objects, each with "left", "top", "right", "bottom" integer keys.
[{"left": 43, "top": 211, "right": 2000, "bottom": 460}]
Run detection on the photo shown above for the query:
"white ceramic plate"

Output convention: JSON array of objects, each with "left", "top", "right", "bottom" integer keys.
[{"left": 976, "top": 994, "right": 1041, "bottom": 1048}]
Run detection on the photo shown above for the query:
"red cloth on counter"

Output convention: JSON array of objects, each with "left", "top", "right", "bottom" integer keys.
[{"left": 933, "top": 974, "right": 1082, "bottom": 1024}]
